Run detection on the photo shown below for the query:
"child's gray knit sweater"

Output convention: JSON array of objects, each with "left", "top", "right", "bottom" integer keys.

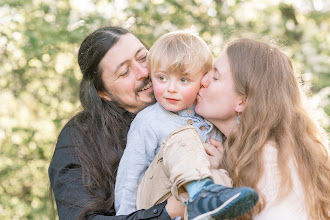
[{"left": 115, "top": 102, "right": 223, "bottom": 215}]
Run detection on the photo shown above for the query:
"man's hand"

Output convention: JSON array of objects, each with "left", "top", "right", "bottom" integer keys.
[
  {"left": 204, "top": 139, "right": 224, "bottom": 169},
  {"left": 165, "top": 195, "right": 185, "bottom": 219}
]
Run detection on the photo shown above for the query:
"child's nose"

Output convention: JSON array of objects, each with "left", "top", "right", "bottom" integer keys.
[{"left": 167, "top": 81, "right": 177, "bottom": 92}]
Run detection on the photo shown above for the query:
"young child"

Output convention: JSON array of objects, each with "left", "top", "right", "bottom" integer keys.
[{"left": 115, "top": 31, "right": 258, "bottom": 219}]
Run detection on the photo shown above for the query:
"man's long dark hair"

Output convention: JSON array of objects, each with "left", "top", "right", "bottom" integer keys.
[{"left": 73, "top": 26, "right": 136, "bottom": 219}]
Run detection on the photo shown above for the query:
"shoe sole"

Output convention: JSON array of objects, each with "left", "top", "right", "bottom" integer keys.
[{"left": 192, "top": 189, "right": 258, "bottom": 220}]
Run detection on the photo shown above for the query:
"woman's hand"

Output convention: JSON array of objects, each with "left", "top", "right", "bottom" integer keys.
[
  {"left": 165, "top": 195, "right": 185, "bottom": 219},
  {"left": 204, "top": 139, "right": 224, "bottom": 169}
]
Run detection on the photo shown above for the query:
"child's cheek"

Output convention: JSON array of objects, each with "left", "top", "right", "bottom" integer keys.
[
  {"left": 182, "top": 87, "right": 199, "bottom": 105},
  {"left": 153, "top": 83, "right": 164, "bottom": 101}
]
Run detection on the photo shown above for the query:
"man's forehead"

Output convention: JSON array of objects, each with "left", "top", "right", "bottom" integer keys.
[{"left": 100, "top": 36, "right": 147, "bottom": 74}]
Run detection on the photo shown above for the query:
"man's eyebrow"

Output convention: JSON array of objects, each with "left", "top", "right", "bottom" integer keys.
[
  {"left": 114, "top": 47, "right": 146, "bottom": 74},
  {"left": 135, "top": 47, "right": 147, "bottom": 56}
]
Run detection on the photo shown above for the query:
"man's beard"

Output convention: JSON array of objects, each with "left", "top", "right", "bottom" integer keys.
[
  {"left": 136, "top": 91, "right": 156, "bottom": 113},
  {"left": 106, "top": 88, "right": 156, "bottom": 114}
]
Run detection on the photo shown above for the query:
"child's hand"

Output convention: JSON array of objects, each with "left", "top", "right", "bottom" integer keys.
[{"left": 203, "top": 139, "right": 224, "bottom": 169}]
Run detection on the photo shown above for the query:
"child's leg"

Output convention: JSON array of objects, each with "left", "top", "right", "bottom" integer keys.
[
  {"left": 185, "top": 169, "right": 233, "bottom": 199},
  {"left": 163, "top": 126, "right": 259, "bottom": 220},
  {"left": 137, "top": 125, "right": 258, "bottom": 220},
  {"left": 162, "top": 125, "right": 215, "bottom": 202},
  {"left": 137, "top": 125, "right": 213, "bottom": 209},
  {"left": 136, "top": 125, "right": 214, "bottom": 212}
]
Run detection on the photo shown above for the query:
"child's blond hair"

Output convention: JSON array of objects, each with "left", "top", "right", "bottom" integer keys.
[{"left": 148, "top": 30, "right": 212, "bottom": 76}]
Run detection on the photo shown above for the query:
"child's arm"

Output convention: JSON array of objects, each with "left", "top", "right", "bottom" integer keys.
[{"left": 115, "top": 121, "right": 159, "bottom": 215}]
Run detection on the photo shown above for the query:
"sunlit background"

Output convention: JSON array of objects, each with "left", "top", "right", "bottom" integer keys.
[{"left": 0, "top": 0, "right": 329, "bottom": 219}]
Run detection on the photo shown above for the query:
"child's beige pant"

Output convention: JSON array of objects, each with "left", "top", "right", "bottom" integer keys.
[{"left": 136, "top": 125, "right": 232, "bottom": 214}]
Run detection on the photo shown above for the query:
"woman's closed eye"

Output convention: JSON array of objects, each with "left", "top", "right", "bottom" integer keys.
[{"left": 213, "top": 71, "right": 220, "bottom": 81}]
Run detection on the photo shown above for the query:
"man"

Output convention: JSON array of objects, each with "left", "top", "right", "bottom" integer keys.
[{"left": 49, "top": 26, "right": 180, "bottom": 220}]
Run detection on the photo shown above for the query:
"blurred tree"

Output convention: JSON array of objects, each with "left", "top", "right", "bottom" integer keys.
[{"left": 0, "top": 0, "right": 329, "bottom": 219}]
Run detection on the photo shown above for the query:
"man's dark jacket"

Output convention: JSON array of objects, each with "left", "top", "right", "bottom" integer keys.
[{"left": 49, "top": 121, "right": 170, "bottom": 220}]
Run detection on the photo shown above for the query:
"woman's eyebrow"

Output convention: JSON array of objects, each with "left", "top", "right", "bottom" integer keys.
[{"left": 214, "top": 67, "right": 220, "bottom": 75}]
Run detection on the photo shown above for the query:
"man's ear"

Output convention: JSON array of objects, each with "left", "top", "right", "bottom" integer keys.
[
  {"left": 97, "top": 91, "right": 112, "bottom": 101},
  {"left": 235, "top": 96, "right": 246, "bottom": 113}
]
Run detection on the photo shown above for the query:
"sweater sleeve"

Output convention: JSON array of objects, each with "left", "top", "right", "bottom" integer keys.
[
  {"left": 115, "top": 121, "right": 159, "bottom": 215},
  {"left": 254, "top": 144, "right": 308, "bottom": 220},
  {"left": 49, "top": 122, "right": 170, "bottom": 220}
]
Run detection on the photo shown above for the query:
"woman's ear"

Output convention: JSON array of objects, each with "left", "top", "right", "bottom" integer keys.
[
  {"left": 97, "top": 91, "right": 112, "bottom": 101},
  {"left": 235, "top": 96, "right": 246, "bottom": 113}
]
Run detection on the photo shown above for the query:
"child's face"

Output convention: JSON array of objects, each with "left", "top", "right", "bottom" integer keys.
[{"left": 151, "top": 63, "right": 204, "bottom": 112}]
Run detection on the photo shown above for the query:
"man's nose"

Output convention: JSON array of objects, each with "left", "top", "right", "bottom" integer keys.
[{"left": 134, "top": 62, "right": 149, "bottom": 80}]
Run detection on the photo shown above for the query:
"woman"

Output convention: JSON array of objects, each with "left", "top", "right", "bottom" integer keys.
[
  {"left": 195, "top": 38, "right": 329, "bottom": 219},
  {"left": 49, "top": 26, "right": 183, "bottom": 220}
]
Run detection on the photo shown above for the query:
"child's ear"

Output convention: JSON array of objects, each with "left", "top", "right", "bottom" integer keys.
[
  {"left": 235, "top": 96, "right": 246, "bottom": 113},
  {"left": 98, "top": 91, "right": 112, "bottom": 101}
]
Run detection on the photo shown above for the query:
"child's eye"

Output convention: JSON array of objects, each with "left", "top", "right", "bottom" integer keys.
[
  {"left": 181, "top": 78, "right": 189, "bottom": 83},
  {"left": 212, "top": 77, "right": 218, "bottom": 81},
  {"left": 159, "top": 76, "right": 166, "bottom": 81}
]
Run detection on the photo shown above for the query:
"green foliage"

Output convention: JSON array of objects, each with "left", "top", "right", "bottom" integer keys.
[{"left": 0, "top": 0, "right": 329, "bottom": 219}]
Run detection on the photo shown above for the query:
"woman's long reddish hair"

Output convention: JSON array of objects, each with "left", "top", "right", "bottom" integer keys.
[{"left": 221, "top": 38, "right": 329, "bottom": 219}]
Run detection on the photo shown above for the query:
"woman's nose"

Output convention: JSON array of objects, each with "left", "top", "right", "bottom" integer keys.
[{"left": 201, "top": 72, "right": 210, "bottom": 88}]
